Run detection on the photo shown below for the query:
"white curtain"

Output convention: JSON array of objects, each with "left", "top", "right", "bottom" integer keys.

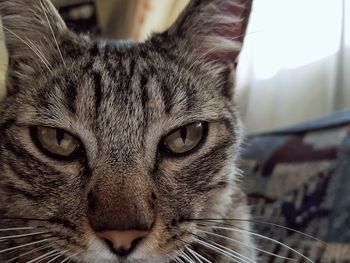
[{"left": 236, "top": 0, "right": 350, "bottom": 134}]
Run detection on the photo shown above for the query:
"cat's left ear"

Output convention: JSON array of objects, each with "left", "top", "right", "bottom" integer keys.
[
  {"left": 151, "top": 0, "right": 252, "bottom": 83},
  {"left": 0, "top": 0, "right": 68, "bottom": 61},
  {"left": 0, "top": 0, "right": 69, "bottom": 94}
]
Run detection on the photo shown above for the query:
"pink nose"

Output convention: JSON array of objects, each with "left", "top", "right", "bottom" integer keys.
[{"left": 97, "top": 230, "right": 149, "bottom": 256}]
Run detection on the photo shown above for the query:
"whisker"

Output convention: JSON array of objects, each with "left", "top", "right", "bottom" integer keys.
[
  {"left": 185, "top": 231, "right": 254, "bottom": 263},
  {"left": 170, "top": 255, "right": 180, "bottom": 263},
  {"left": 207, "top": 240, "right": 254, "bottom": 263},
  {"left": 0, "top": 227, "right": 35, "bottom": 232},
  {"left": 0, "top": 238, "right": 53, "bottom": 254},
  {"left": 7, "top": 243, "right": 52, "bottom": 262},
  {"left": 191, "top": 218, "right": 324, "bottom": 244},
  {"left": 181, "top": 250, "right": 195, "bottom": 263},
  {"left": 0, "top": 231, "right": 48, "bottom": 240},
  {"left": 39, "top": 0, "right": 66, "bottom": 67},
  {"left": 167, "top": 254, "right": 177, "bottom": 263},
  {"left": 199, "top": 224, "right": 315, "bottom": 263},
  {"left": 60, "top": 252, "right": 79, "bottom": 263},
  {"left": 195, "top": 233, "right": 254, "bottom": 263},
  {"left": 193, "top": 237, "right": 242, "bottom": 263},
  {"left": 186, "top": 247, "right": 212, "bottom": 263},
  {"left": 27, "top": 249, "right": 57, "bottom": 263},
  {"left": 36, "top": 251, "right": 63, "bottom": 263},
  {"left": 174, "top": 251, "right": 186, "bottom": 263},
  {"left": 197, "top": 229, "right": 295, "bottom": 261},
  {"left": 177, "top": 255, "right": 186, "bottom": 263},
  {"left": 1, "top": 25, "right": 53, "bottom": 73},
  {"left": 1, "top": 216, "right": 51, "bottom": 222},
  {"left": 47, "top": 249, "right": 70, "bottom": 263},
  {"left": 173, "top": 236, "right": 213, "bottom": 263},
  {"left": 185, "top": 247, "right": 203, "bottom": 263},
  {"left": 25, "top": 37, "right": 51, "bottom": 66}
]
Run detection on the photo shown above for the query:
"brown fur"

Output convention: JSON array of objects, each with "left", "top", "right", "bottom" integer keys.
[{"left": 0, "top": 0, "right": 255, "bottom": 262}]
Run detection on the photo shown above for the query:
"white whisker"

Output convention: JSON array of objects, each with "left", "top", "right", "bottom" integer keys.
[
  {"left": 25, "top": 37, "right": 51, "bottom": 66},
  {"left": 181, "top": 250, "right": 195, "bottom": 263},
  {"left": 39, "top": 0, "right": 66, "bottom": 67},
  {"left": 47, "top": 249, "right": 70, "bottom": 263},
  {"left": 198, "top": 236, "right": 254, "bottom": 263},
  {"left": 197, "top": 229, "right": 295, "bottom": 261},
  {"left": 202, "top": 225, "right": 314, "bottom": 263},
  {"left": 7, "top": 243, "right": 51, "bottom": 262},
  {"left": 186, "top": 248, "right": 203, "bottom": 263},
  {"left": 0, "top": 238, "right": 52, "bottom": 254},
  {"left": 186, "top": 247, "right": 212, "bottom": 263},
  {"left": 194, "top": 237, "right": 242, "bottom": 263},
  {"left": 27, "top": 249, "right": 57, "bottom": 263},
  {"left": 175, "top": 252, "right": 186, "bottom": 263},
  {"left": 60, "top": 252, "right": 78, "bottom": 263},
  {"left": 0, "top": 231, "right": 48, "bottom": 240},
  {"left": 178, "top": 257, "right": 186, "bottom": 263},
  {"left": 167, "top": 254, "right": 177, "bottom": 263},
  {"left": 37, "top": 251, "right": 63, "bottom": 263},
  {"left": 196, "top": 219, "right": 324, "bottom": 244},
  {"left": 0, "top": 227, "right": 34, "bottom": 232},
  {"left": 1, "top": 25, "right": 53, "bottom": 73},
  {"left": 203, "top": 237, "right": 254, "bottom": 263}
]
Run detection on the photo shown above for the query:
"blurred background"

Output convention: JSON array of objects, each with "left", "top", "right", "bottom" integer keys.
[{"left": 0, "top": 0, "right": 349, "bottom": 135}]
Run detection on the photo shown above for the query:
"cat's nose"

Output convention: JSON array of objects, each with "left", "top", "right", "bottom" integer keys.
[{"left": 97, "top": 230, "right": 150, "bottom": 257}]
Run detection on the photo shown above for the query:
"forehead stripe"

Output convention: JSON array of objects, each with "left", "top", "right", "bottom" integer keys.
[{"left": 92, "top": 71, "right": 102, "bottom": 118}]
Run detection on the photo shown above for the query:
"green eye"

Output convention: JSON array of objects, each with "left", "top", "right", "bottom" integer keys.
[
  {"left": 31, "top": 127, "right": 80, "bottom": 159},
  {"left": 162, "top": 122, "right": 207, "bottom": 155}
]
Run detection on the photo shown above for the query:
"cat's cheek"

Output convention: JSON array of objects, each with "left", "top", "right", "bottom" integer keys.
[{"left": 198, "top": 165, "right": 240, "bottom": 219}]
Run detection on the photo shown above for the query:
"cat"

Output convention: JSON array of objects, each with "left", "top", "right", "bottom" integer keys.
[{"left": 0, "top": 0, "right": 255, "bottom": 262}]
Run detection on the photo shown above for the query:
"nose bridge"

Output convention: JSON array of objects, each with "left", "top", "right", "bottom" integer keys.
[{"left": 88, "top": 167, "right": 155, "bottom": 231}]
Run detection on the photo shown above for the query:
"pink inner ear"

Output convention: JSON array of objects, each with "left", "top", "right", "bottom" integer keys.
[
  {"left": 229, "top": 3, "right": 251, "bottom": 39},
  {"left": 152, "top": 0, "right": 253, "bottom": 65},
  {"left": 202, "top": 1, "right": 252, "bottom": 63},
  {"left": 216, "top": 2, "right": 251, "bottom": 42}
]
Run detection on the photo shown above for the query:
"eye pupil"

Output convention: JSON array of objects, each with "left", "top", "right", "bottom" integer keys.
[
  {"left": 180, "top": 127, "right": 187, "bottom": 144},
  {"left": 56, "top": 129, "right": 64, "bottom": 145}
]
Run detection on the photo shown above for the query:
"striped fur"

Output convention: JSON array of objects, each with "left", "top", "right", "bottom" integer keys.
[{"left": 0, "top": 0, "right": 254, "bottom": 262}]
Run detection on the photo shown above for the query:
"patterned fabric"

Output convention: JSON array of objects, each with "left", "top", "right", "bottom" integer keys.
[{"left": 240, "top": 110, "right": 350, "bottom": 262}]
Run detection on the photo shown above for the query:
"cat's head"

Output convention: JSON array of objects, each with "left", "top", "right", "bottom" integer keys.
[{"left": 0, "top": 0, "right": 252, "bottom": 262}]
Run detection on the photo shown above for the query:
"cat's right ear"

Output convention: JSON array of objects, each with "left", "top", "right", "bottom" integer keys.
[
  {"left": 151, "top": 0, "right": 252, "bottom": 73},
  {"left": 0, "top": 0, "right": 69, "bottom": 94}
]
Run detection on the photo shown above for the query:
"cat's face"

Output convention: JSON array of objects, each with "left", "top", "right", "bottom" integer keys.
[{"left": 0, "top": 0, "right": 253, "bottom": 262}]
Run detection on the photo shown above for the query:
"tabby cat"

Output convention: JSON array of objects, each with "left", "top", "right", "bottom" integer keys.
[{"left": 0, "top": 0, "right": 255, "bottom": 262}]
